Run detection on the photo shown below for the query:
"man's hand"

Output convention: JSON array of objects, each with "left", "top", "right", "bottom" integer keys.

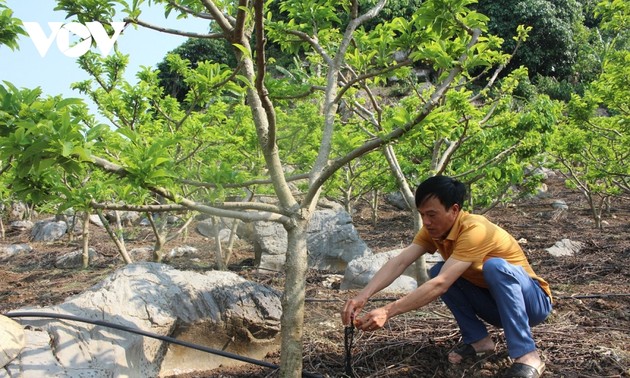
[
  {"left": 355, "top": 307, "right": 389, "bottom": 331},
  {"left": 341, "top": 297, "right": 367, "bottom": 326}
]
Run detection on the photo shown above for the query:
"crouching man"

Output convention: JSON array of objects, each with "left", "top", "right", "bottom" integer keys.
[{"left": 341, "top": 176, "right": 552, "bottom": 378}]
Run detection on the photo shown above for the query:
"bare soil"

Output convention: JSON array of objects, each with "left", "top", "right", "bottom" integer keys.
[{"left": 1, "top": 174, "right": 629, "bottom": 377}]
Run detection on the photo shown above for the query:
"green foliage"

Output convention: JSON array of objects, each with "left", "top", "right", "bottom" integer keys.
[
  {"left": 376, "top": 62, "right": 561, "bottom": 210},
  {"left": 156, "top": 38, "right": 238, "bottom": 104},
  {"left": 534, "top": 75, "right": 585, "bottom": 102},
  {"left": 72, "top": 45, "right": 264, "bottom": 201},
  {"left": 3, "top": 0, "right": 594, "bottom": 217},
  {"left": 361, "top": 0, "right": 425, "bottom": 31},
  {"left": 476, "top": 0, "right": 583, "bottom": 80},
  {"left": 0, "top": 82, "right": 91, "bottom": 204},
  {"left": 0, "top": 0, "right": 26, "bottom": 51},
  {"left": 550, "top": 0, "right": 629, "bottom": 226},
  {"left": 54, "top": 0, "right": 119, "bottom": 23}
]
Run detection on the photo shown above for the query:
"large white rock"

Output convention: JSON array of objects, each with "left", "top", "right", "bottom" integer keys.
[
  {"left": 250, "top": 208, "right": 372, "bottom": 273},
  {"left": 341, "top": 249, "right": 418, "bottom": 293},
  {"left": 0, "top": 315, "right": 25, "bottom": 369},
  {"left": 3, "top": 263, "right": 282, "bottom": 377}
]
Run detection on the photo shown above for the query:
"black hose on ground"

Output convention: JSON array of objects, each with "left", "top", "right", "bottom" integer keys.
[{"left": 5, "top": 311, "right": 322, "bottom": 378}]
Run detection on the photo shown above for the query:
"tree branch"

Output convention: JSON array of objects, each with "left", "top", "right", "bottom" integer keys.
[
  {"left": 90, "top": 201, "right": 186, "bottom": 212},
  {"left": 200, "top": 0, "right": 236, "bottom": 36},
  {"left": 453, "top": 142, "right": 520, "bottom": 178},
  {"left": 285, "top": 30, "right": 334, "bottom": 66},
  {"left": 335, "top": 59, "right": 413, "bottom": 104},
  {"left": 124, "top": 17, "right": 224, "bottom": 39},
  {"left": 304, "top": 27, "right": 482, "bottom": 205},
  {"left": 166, "top": 0, "right": 215, "bottom": 20},
  {"left": 88, "top": 156, "right": 292, "bottom": 224},
  {"left": 253, "top": 0, "right": 277, "bottom": 149},
  {"left": 234, "top": 0, "right": 249, "bottom": 43},
  {"left": 180, "top": 172, "right": 310, "bottom": 189}
]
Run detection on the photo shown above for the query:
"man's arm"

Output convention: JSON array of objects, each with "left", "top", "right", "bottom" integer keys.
[
  {"left": 359, "top": 243, "right": 427, "bottom": 299},
  {"left": 355, "top": 257, "right": 472, "bottom": 330},
  {"left": 342, "top": 243, "right": 425, "bottom": 325}
]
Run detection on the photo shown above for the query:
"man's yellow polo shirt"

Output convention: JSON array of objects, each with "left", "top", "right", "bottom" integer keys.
[{"left": 413, "top": 210, "right": 552, "bottom": 300}]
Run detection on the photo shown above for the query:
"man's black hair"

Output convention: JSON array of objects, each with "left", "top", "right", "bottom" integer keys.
[{"left": 414, "top": 176, "right": 466, "bottom": 210}]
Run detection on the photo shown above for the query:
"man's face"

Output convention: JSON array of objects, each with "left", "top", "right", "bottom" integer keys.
[{"left": 418, "top": 195, "right": 460, "bottom": 239}]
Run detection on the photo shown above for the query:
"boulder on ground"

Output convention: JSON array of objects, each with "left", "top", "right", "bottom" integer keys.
[
  {"left": 54, "top": 248, "right": 98, "bottom": 269},
  {"left": 30, "top": 219, "right": 67, "bottom": 242},
  {"left": 341, "top": 250, "right": 445, "bottom": 293},
  {"left": 0, "top": 315, "right": 25, "bottom": 369},
  {"left": 0, "top": 244, "right": 32, "bottom": 259},
  {"left": 341, "top": 249, "right": 417, "bottom": 293},
  {"left": 250, "top": 208, "right": 371, "bottom": 273},
  {"left": 3, "top": 263, "right": 282, "bottom": 377}
]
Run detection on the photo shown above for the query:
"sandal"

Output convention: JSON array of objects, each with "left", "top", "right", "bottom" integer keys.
[
  {"left": 449, "top": 343, "right": 493, "bottom": 363},
  {"left": 504, "top": 362, "right": 546, "bottom": 378}
]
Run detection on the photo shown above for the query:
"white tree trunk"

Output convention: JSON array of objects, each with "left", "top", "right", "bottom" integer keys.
[{"left": 279, "top": 219, "right": 309, "bottom": 377}]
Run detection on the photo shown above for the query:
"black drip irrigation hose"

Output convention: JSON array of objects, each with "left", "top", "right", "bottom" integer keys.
[{"left": 5, "top": 311, "right": 323, "bottom": 378}]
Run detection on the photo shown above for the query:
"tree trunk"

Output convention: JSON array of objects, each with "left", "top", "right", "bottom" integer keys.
[
  {"left": 371, "top": 189, "right": 379, "bottom": 226},
  {"left": 584, "top": 189, "right": 603, "bottom": 229},
  {"left": 411, "top": 210, "right": 429, "bottom": 282},
  {"left": 97, "top": 209, "right": 132, "bottom": 264},
  {"left": 279, "top": 219, "right": 309, "bottom": 377},
  {"left": 381, "top": 145, "right": 429, "bottom": 283},
  {"left": 147, "top": 213, "right": 167, "bottom": 262},
  {"left": 213, "top": 217, "right": 225, "bottom": 270},
  {"left": 81, "top": 211, "right": 90, "bottom": 269},
  {"left": 223, "top": 218, "right": 240, "bottom": 267}
]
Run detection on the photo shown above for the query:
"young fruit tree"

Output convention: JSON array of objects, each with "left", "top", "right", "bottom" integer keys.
[{"left": 550, "top": 0, "right": 629, "bottom": 229}]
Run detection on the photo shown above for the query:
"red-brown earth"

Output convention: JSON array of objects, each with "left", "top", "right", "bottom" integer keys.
[{"left": 1, "top": 174, "right": 629, "bottom": 377}]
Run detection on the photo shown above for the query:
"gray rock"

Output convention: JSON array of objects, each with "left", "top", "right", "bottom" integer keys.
[
  {"left": 251, "top": 221, "right": 288, "bottom": 271},
  {"left": 552, "top": 199, "right": 569, "bottom": 210},
  {"left": 8, "top": 221, "right": 33, "bottom": 233},
  {"left": 196, "top": 219, "right": 215, "bottom": 238},
  {"left": 534, "top": 167, "right": 557, "bottom": 180},
  {"left": 54, "top": 248, "right": 98, "bottom": 269},
  {"left": 196, "top": 220, "right": 235, "bottom": 243},
  {"left": 8, "top": 202, "right": 27, "bottom": 222},
  {"left": 129, "top": 247, "right": 154, "bottom": 261},
  {"left": 89, "top": 214, "right": 104, "bottom": 227},
  {"left": 341, "top": 249, "right": 418, "bottom": 293},
  {"left": 3, "top": 263, "right": 281, "bottom": 377},
  {"left": 167, "top": 246, "right": 198, "bottom": 259},
  {"left": 120, "top": 211, "right": 140, "bottom": 226},
  {"left": 546, "top": 239, "right": 584, "bottom": 257},
  {"left": 307, "top": 209, "right": 372, "bottom": 271},
  {"left": 534, "top": 183, "right": 550, "bottom": 198},
  {"left": 1, "top": 327, "right": 63, "bottom": 378},
  {"left": 385, "top": 191, "right": 410, "bottom": 210},
  {"left": 30, "top": 219, "right": 67, "bottom": 242},
  {"left": 0, "top": 315, "right": 25, "bottom": 369},
  {"left": 0, "top": 244, "right": 32, "bottom": 258},
  {"left": 251, "top": 208, "right": 371, "bottom": 273}
]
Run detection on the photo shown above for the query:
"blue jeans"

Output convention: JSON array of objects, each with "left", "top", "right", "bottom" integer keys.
[{"left": 429, "top": 258, "right": 552, "bottom": 359}]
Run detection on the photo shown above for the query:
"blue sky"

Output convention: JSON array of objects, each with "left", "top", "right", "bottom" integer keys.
[{"left": 0, "top": 0, "right": 210, "bottom": 117}]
